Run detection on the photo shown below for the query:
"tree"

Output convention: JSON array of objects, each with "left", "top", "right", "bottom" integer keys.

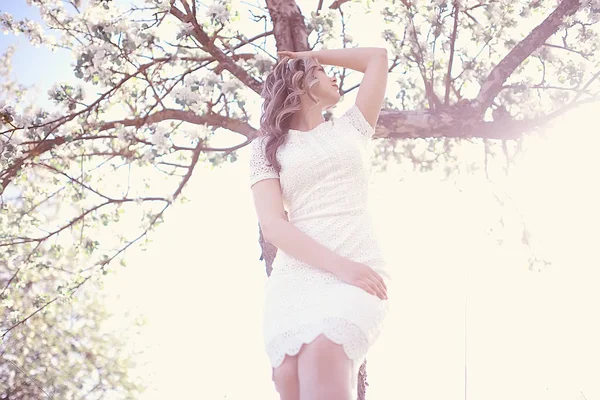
[
  {"left": 1, "top": 0, "right": 599, "bottom": 398},
  {"left": 0, "top": 274, "right": 146, "bottom": 399}
]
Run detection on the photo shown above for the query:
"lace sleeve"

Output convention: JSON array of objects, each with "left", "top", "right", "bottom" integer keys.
[
  {"left": 339, "top": 104, "right": 376, "bottom": 139},
  {"left": 248, "top": 136, "right": 280, "bottom": 188}
]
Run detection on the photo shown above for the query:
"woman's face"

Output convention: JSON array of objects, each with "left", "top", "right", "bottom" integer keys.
[{"left": 310, "top": 64, "right": 340, "bottom": 109}]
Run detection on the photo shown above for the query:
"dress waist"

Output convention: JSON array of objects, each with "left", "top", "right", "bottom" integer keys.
[
  {"left": 273, "top": 211, "right": 391, "bottom": 280},
  {"left": 288, "top": 207, "right": 365, "bottom": 224}
]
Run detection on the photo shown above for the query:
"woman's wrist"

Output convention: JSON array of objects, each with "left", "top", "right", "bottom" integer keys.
[
  {"left": 328, "top": 252, "right": 350, "bottom": 276},
  {"left": 294, "top": 50, "right": 314, "bottom": 59},
  {"left": 294, "top": 47, "right": 387, "bottom": 73}
]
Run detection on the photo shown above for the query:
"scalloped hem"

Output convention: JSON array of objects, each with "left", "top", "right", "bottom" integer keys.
[{"left": 265, "top": 317, "right": 372, "bottom": 397}]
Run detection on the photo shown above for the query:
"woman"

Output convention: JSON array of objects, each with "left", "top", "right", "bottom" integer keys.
[{"left": 248, "top": 47, "right": 392, "bottom": 400}]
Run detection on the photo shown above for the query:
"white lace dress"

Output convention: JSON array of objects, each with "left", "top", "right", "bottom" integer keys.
[{"left": 248, "top": 104, "right": 391, "bottom": 394}]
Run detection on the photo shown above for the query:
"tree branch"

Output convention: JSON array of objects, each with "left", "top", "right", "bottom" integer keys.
[
  {"left": 316, "top": 0, "right": 324, "bottom": 13},
  {"left": 543, "top": 42, "right": 591, "bottom": 60},
  {"left": 1, "top": 297, "right": 60, "bottom": 341},
  {"left": 375, "top": 97, "right": 599, "bottom": 140},
  {"left": 502, "top": 83, "right": 593, "bottom": 95},
  {"left": 35, "top": 162, "right": 112, "bottom": 201},
  {"left": 329, "top": 0, "right": 350, "bottom": 9},
  {"left": 169, "top": 5, "right": 262, "bottom": 93},
  {"left": 573, "top": 69, "right": 600, "bottom": 103},
  {"left": 473, "top": 0, "right": 581, "bottom": 115},
  {"left": 1, "top": 108, "right": 256, "bottom": 200},
  {"left": 445, "top": 0, "right": 459, "bottom": 105},
  {"left": 229, "top": 30, "right": 274, "bottom": 52},
  {"left": 100, "top": 109, "right": 258, "bottom": 138},
  {"left": 406, "top": 14, "right": 442, "bottom": 110}
]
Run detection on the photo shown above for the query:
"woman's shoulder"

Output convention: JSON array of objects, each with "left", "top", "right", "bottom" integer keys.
[
  {"left": 332, "top": 104, "right": 375, "bottom": 139},
  {"left": 334, "top": 104, "right": 366, "bottom": 123}
]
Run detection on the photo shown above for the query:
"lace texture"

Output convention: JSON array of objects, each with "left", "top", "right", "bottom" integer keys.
[
  {"left": 248, "top": 136, "right": 279, "bottom": 188},
  {"left": 248, "top": 104, "right": 390, "bottom": 384},
  {"left": 338, "top": 103, "right": 376, "bottom": 139},
  {"left": 266, "top": 318, "right": 369, "bottom": 366}
]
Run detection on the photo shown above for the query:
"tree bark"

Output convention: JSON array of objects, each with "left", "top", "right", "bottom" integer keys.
[
  {"left": 265, "top": 0, "right": 310, "bottom": 52},
  {"left": 374, "top": 105, "right": 554, "bottom": 140}
]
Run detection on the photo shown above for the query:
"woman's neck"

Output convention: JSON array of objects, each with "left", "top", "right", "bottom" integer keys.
[{"left": 288, "top": 103, "right": 325, "bottom": 132}]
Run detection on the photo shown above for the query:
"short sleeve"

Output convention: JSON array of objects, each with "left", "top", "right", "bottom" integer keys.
[
  {"left": 338, "top": 104, "right": 376, "bottom": 139},
  {"left": 248, "top": 136, "right": 280, "bottom": 188}
]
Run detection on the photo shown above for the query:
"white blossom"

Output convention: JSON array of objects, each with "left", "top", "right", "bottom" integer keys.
[
  {"left": 150, "top": 126, "right": 170, "bottom": 152},
  {"left": 9, "top": 310, "right": 21, "bottom": 323},
  {"left": 221, "top": 79, "right": 240, "bottom": 94},
  {"left": 179, "top": 22, "right": 194, "bottom": 35},
  {"left": 0, "top": 45, "right": 15, "bottom": 76},
  {"left": 114, "top": 123, "right": 129, "bottom": 142},
  {"left": 1, "top": 298, "right": 14, "bottom": 309},
  {"left": 183, "top": 73, "right": 197, "bottom": 87},
  {"left": 150, "top": 0, "right": 173, "bottom": 12},
  {"left": 562, "top": 14, "right": 576, "bottom": 25},
  {"left": 206, "top": 3, "right": 231, "bottom": 23},
  {"left": 141, "top": 151, "right": 154, "bottom": 162},
  {"left": 173, "top": 85, "right": 202, "bottom": 104},
  {"left": 247, "top": 51, "right": 273, "bottom": 75},
  {"left": 189, "top": 101, "right": 207, "bottom": 115},
  {"left": 203, "top": 71, "right": 220, "bottom": 87},
  {"left": 82, "top": 3, "right": 113, "bottom": 26}
]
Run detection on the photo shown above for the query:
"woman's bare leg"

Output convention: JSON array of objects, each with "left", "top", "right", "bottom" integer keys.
[
  {"left": 297, "top": 334, "right": 353, "bottom": 400},
  {"left": 272, "top": 354, "right": 300, "bottom": 400}
]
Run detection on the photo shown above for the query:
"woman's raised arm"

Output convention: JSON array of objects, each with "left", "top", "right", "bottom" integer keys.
[{"left": 278, "top": 47, "right": 389, "bottom": 128}]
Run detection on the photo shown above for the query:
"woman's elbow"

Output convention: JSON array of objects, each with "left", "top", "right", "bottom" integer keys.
[
  {"left": 375, "top": 47, "right": 387, "bottom": 58},
  {"left": 261, "top": 218, "right": 284, "bottom": 242},
  {"left": 366, "top": 48, "right": 388, "bottom": 69}
]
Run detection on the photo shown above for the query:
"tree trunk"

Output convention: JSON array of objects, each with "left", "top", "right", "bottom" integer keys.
[{"left": 264, "top": 0, "right": 310, "bottom": 53}]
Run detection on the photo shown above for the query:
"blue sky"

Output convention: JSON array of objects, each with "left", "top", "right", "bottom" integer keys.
[{"left": 1, "top": 1, "right": 74, "bottom": 99}]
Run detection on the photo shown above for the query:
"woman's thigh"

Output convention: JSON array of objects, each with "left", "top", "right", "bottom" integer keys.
[
  {"left": 272, "top": 354, "right": 299, "bottom": 400},
  {"left": 297, "top": 334, "right": 353, "bottom": 400}
]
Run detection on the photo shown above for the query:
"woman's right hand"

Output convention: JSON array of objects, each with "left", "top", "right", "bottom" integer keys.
[
  {"left": 277, "top": 51, "right": 299, "bottom": 59},
  {"left": 333, "top": 259, "right": 388, "bottom": 300}
]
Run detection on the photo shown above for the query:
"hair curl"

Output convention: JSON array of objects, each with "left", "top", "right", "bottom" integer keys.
[{"left": 259, "top": 56, "right": 322, "bottom": 174}]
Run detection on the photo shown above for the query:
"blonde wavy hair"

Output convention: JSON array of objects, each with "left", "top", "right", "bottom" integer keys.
[{"left": 259, "top": 55, "right": 323, "bottom": 174}]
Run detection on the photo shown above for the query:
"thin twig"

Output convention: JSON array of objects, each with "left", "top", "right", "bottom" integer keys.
[
  {"left": 316, "top": 0, "right": 324, "bottom": 14},
  {"left": 1, "top": 356, "right": 55, "bottom": 399},
  {"left": 445, "top": 0, "right": 459, "bottom": 105}
]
